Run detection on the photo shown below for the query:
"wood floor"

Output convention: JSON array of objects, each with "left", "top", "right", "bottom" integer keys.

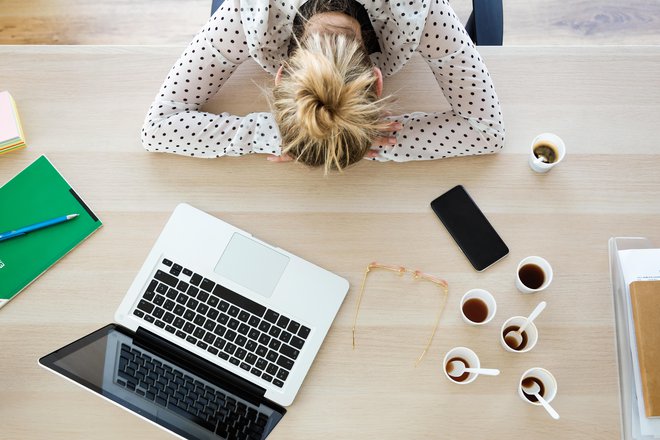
[{"left": 1, "top": 0, "right": 659, "bottom": 45}]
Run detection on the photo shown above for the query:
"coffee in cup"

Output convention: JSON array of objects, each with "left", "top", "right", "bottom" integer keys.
[
  {"left": 516, "top": 256, "right": 553, "bottom": 293},
  {"left": 460, "top": 289, "right": 496, "bottom": 325},
  {"left": 518, "top": 367, "right": 558, "bottom": 408},
  {"left": 529, "top": 133, "right": 566, "bottom": 173},
  {"left": 500, "top": 316, "right": 539, "bottom": 353}
]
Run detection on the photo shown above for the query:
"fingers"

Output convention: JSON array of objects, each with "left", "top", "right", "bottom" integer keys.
[{"left": 267, "top": 154, "right": 293, "bottom": 162}]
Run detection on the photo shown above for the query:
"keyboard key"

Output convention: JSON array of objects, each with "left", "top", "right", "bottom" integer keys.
[
  {"left": 155, "top": 270, "right": 178, "bottom": 288},
  {"left": 143, "top": 290, "right": 155, "bottom": 301},
  {"left": 176, "top": 293, "right": 188, "bottom": 305},
  {"left": 276, "top": 316, "right": 290, "bottom": 329},
  {"left": 162, "top": 259, "right": 173, "bottom": 267},
  {"left": 229, "top": 357, "right": 240, "bottom": 366},
  {"left": 266, "top": 363, "right": 278, "bottom": 375},
  {"left": 235, "top": 335, "right": 247, "bottom": 347},
  {"left": 145, "top": 315, "right": 155, "bottom": 323},
  {"left": 187, "top": 298, "right": 200, "bottom": 310},
  {"left": 279, "top": 331, "right": 292, "bottom": 344},
  {"left": 240, "top": 362, "right": 251, "bottom": 371},
  {"left": 186, "top": 336, "right": 197, "bottom": 345},
  {"left": 193, "top": 327, "right": 205, "bottom": 339},
  {"left": 203, "top": 320, "right": 216, "bottom": 331},
  {"left": 246, "top": 354, "right": 258, "bottom": 365},
  {"left": 207, "top": 309, "right": 219, "bottom": 320},
  {"left": 184, "top": 323, "right": 195, "bottom": 334},
  {"left": 236, "top": 348, "right": 247, "bottom": 360},
  {"left": 218, "top": 314, "right": 229, "bottom": 325},
  {"left": 280, "top": 344, "right": 299, "bottom": 360},
  {"left": 193, "top": 314, "right": 206, "bottom": 326},
  {"left": 153, "top": 294, "right": 165, "bottom": 306},
  {"left": 258, "top": 321, "right": 271, "bottom": 332},
  {"left": 256, "top": 359, "right": 268, "bottom": 370},
  {"left": 273, "top": 379, "right": 285, "bottom": 388},
  {"left": 163, "top": 300, "right": 176, "bottom": 311},
  {"left": 258, "top": 334, "right": 271, "bottom": 346},
  {"left": 238, "top": 324, "right": 249, "bottom": 335},
  {"left": 276, "top": 355, "right": 294, "bottom": 371},
  {"left": 135, "top": 299, "right": 155, "bottom": 315},
  {"left": 155, "top": 320, "right": 165, "bottom": 329},
  {"left": 287, "top": 321, "right": 300, "bottom": 334},
  {"left": 183, "top": 268, "right": 193, "bottom": 276},
  {"left": 153, "top": 307, "right": 165, "bottom": 319},
  {"left": 200, "top": 278, "right": 216, "bottom": 293},
  {"left": 197, "top": 303, "right": 209, "bottom": 315},
  {"left": 165, "top": 325, "right": 176, "bottom": 334},
  {"left": 227, "top": 306, "right": 239, "bottom": 317},
  {"left": 248, "top": 329, "right": 260, "bottom": 340},
  {"left": 268, "top": 339, "right": 281, "bottom": 351},
  {"left": 256, "top": 345, "right": 268, "bottom": 358},
  {"left": 248, "top": 316, "right": 260, "bottom": 327},
  {"left": 276, "top": 369, "right": 289, "bottom": 381},
  {"left": 238, "top": 311, "right": 250, "bottom": 322},
  {"left": 298, "top": 326, "right": 311, "bottom": 339},
  {"left": 264, "top": 310, "right": 279, "bottom": 324},
  {"left": 246, "top": 340, "right": 258, "bottom": 352},
  {"left": 212, "top": 284, "right": 267, "bottom": 318},
  {"left": 170, "top": 264, "right": 182, "bottom": 276},
  {"left": 261, "top": 373, "right": 273, "bottom": 383},
  {"left": 290, "top": 336, "right": 305, "bottom": 350},
  {"left": 266, "top": 350, "right": 278, "bottom": 362},
  {"left": 190, "top": 273, "right": 203, "bottom": 286},
  {"left": 133, "top": 309, "right": 145, "bottom": 318},
  {"left": 196, "top": 341, "right": 208, "bottom": 350},
  {"left": 225, "top": 344, "right": 237, "bottom": 355},
  {"left": 163, "top": 312, "right": 175, "bottom": 324},
  {"left": 173, "top": 318, "right": 185, "bottom": 329},
  {"left": 268, "top": 327, "right": 281, "bottom": 338},
  {"left": 174, "top": 305, "right": 186, "bottom": 316},
  {"left": 208, "top": 296, "right": 219, "bottom": 308},
  {"left": 225, "top": 330, "right": 237, "bottom": 342},
  {"left": 227, "top": 318, "right": 240, "bottom": 330},
  {"left": 183, "top": 310, "right": 195, "bottom": 321},
  {"left": 214, "top": 325, "right": 226, "bottom": 337},
  {"left": 204, "top": 333, "right": 215, "bottom": 344},
  {"left": 156, "top": 283, "right": 168, "bottom": 294},
  {"left": 213, "top": 339, "right": 226, "bottom": 350},
  {"left": 208, "top": 346, "right": 219, "bottom": 355}
]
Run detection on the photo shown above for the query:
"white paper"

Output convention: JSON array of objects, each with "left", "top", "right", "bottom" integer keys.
[{"left": 618, "top": 249, "right": 660, "bottom": 437}]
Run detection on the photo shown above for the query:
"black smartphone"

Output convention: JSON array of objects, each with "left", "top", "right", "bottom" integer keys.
[{"left": 430, "top": 185, "right": 509, "bottom": 271}]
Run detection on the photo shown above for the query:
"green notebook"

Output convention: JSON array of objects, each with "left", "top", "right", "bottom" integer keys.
[{"left": 0, "top": 156, "right": 102, "bottom": 307}]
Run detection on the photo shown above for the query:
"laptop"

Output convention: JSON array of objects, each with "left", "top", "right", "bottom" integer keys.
[{"left": 39, "top": 203, "right": 349, "bottom": 439}]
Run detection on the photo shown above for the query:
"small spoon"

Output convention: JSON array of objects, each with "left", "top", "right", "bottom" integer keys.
[
  {"left": 522, "top": 380, "right": 560, "bottom": 420},
  {"left": 505, "top": 301, "right": 546, "bottom": 349},
  {"left": 447, "top": 360, "right": 500, "bottom": 377}
]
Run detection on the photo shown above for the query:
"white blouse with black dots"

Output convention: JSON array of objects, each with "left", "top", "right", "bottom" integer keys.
[{"left": 141, "top": 0, "right": 505, "bottom": 161}]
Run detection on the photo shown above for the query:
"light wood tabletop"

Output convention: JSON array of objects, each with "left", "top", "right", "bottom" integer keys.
[{"left": 1, "top": 45, "right": 659, "bottom": 439}]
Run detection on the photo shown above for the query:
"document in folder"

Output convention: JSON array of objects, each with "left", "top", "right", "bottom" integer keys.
[{"left": 630, "top": 280, "right": 660, "bottom": 418}]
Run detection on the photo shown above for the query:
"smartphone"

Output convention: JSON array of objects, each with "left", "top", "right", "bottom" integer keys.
[{"left": 430, "top": 185, "right": 509, "bottom": 271}]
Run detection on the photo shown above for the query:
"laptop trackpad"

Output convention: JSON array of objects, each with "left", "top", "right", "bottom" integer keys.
[{"left": 214, "top": 233, "right": 289, "bottom": 298}]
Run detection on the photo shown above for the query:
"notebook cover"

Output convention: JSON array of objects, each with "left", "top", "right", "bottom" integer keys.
[
  {"left": 0, "top": 156, "right": 102, "bottom": 307},
  {"left": 630, "top": 280, "right": 660, "bottom": 418}
]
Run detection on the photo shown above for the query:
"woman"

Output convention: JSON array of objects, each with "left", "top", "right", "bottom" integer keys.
[{"left": 141, "top": 0, "right": 505, "bottom": 172}]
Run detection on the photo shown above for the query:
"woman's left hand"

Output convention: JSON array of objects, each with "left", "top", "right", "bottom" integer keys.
[
  {"left": 366, "top": 121, "right": 402, "bottom": 158},
  {"left": 267, "top": 154, "right": 293, "bottom": 162}
]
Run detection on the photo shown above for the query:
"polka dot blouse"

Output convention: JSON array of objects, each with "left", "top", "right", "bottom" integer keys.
[{"left": 141, "top": 0, "right": 505, "bottom": 161}]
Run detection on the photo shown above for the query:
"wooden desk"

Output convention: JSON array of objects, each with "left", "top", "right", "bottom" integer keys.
[{"left": 1, "top": 45, "right": 659, "bottom": 439}]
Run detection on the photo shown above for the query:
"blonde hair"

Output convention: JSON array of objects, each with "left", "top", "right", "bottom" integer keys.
[{"left": 271, "top": 32, "right": 390, "bottom": 173}]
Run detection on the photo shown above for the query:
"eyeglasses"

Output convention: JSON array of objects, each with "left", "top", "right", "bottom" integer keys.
[{"left": 351, "top": 262, "right": 449, "bottom": 366}]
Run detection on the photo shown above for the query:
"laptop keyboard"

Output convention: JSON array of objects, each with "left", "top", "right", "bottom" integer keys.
[
  {"left": 116, "top": 342, "right": 269, "bottom": 440},
  {"left": 132, "top": 258, "right": 311, "bottom": 389}
]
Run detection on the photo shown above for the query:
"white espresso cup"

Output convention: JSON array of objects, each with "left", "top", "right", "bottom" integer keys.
[
  {"left": 460, "top": 289, "right": 497, "bottom": 325},
  {"left": 518, "top": 367, "right": 558, "bottom": 407},
  {"left": 516, "top": 256, "right": 553, "bottom": 294},
  {"left": 529, "top": 133, "right": 566, "bottom": 173},
  {"left": 500, "top": 316, "right": 539, "bottom": 353},
  {"left": 443, "top": 347, "right": 480, "bottom": 384}
]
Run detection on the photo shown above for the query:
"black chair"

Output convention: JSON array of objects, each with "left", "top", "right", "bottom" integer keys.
[
  {"left": 211, "top": 0, "right": 503, "bottom": 46},
  {"left": 465, "top": 0, "right": 504, "bottom": 46}
]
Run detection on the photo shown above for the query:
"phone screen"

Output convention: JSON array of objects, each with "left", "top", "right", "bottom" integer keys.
[{"left": 430, "top": 185, "right": 509, "bottom": 271}]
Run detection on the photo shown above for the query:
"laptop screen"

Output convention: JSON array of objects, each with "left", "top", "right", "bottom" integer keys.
[{"left": 39, "top": 324, "right": 285, "bottom": 440}]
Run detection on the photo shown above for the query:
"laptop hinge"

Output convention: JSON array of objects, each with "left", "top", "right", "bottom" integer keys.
[{"left": 134, "top": 327, "right": 267, "bottom": 404}]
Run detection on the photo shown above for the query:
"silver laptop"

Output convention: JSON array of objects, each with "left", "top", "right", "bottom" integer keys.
[{"left": 40, "top": 203, "right": 349, "bottom": 439}]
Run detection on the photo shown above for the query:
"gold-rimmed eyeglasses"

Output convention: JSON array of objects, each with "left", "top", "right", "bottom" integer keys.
[{"left": 351, "top": 262, "right": 449, "bottom": 366}]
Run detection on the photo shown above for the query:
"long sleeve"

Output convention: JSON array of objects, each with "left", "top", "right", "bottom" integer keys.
[
  {"left": 373, "top": 0, "right": 505, "bottom": 162},
  {"left": 140, "top": 0, "right": 281, "bottom": 158}
]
